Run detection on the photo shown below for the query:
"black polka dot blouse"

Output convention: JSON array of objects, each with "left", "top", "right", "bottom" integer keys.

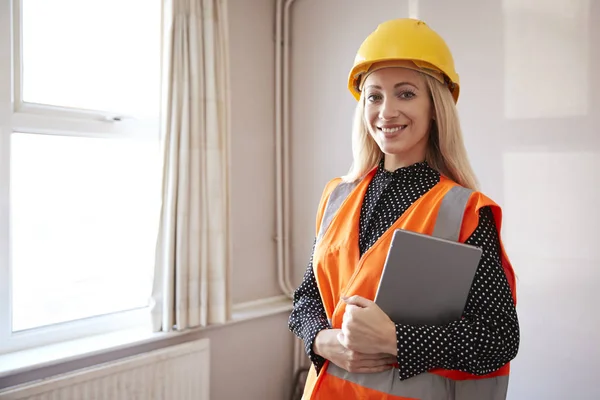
[{"left": 288, "top": 160, "right": 520, "bottom": 381}]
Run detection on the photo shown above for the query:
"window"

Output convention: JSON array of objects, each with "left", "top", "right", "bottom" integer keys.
[
  {"left": 0, "top": 0, "right": 163, "bottom": 354},
  {"left": 10, "top": 133, "right": 161, "bottom": 332},
  {"left": 20, "top": 0, "right": 161, "bottom": 118}
]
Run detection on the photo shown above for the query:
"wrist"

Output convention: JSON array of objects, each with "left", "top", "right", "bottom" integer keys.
[
  {"left": 383, "top": 321, "right": 398, "bottom": 356},
  {"left": 312, "top": 328, "right": 329, "bottom": 357}
]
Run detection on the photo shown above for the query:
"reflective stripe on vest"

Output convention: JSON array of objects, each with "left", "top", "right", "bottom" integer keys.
[
  {"left": 316, "top": 180, "right": 359, "bottom": 244},
  {"left": 310, "top": 180, "right": 509, "bottom": 400},
  {"left": 327, "top": 364, "right": 509, "bottom": 400},
  {"left": 317, "top": 182, "right": 472, "bottom": 244}
]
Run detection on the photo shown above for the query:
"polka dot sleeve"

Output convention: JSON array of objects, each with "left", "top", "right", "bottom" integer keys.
[
  {"left": 288, "top": 240, "right": 330, "bottom": 374},
  {"left": 394, "top": 206, "right": 520, "bottom": 380}
]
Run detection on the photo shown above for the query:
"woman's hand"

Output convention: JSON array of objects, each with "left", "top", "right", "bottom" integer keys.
[
  {"left": 314, "top": 329, "right": 396, "bottom": 373},
  {"left": 338, "top": 295, "right": 397, "bottom": 356}
]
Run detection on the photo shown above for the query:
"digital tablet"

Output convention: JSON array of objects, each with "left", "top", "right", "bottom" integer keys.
[{"left": 374, "top": 228, "right": 482, "bottom": 326}]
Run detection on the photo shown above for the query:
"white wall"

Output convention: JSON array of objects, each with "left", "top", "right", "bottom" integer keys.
[
  {"left": 229, "top": 0, "right": 282, "bottom": 304},
  {"left": 208, "top": 0, "right": 296, "bottom": 398},
  {"left": 288, "top": 0, "right": 600, "bottom": 399},
  {"left": 202, "top": 315, "right": 294, "bottom": 399}
]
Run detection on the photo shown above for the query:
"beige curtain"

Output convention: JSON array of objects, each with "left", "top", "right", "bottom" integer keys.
[{"left": 151, "top": 0, "right": 231, "bottom": 332}]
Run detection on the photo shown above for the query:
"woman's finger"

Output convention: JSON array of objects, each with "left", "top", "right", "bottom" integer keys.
[
  {"left": 352, "top": 351, "right": 397, "bottom": 361},
  {"left": 354, "top": 352, "right": 390, "bottom": 360},
  {"left": 357, "top": 357, "right": 397, "bottom": 368},
  {"left": 356, "top": 364, "right": 395, "bottom": 373}
]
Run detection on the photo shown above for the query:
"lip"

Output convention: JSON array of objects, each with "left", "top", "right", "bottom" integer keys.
[{"left": 377, "top": 124, "right": 407, "bottom": 138}]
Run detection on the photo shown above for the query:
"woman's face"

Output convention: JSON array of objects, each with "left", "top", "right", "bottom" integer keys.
[{"left": 362, "top": 67, "right": 434, "bottom": 169}]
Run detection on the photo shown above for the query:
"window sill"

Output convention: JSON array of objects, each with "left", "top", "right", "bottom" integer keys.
[
  {"left": 0, "top": 295, "right": 292, "bottom": 390},
  {"left": 230, "top": 294, "right": 293, "bottom": 322}
]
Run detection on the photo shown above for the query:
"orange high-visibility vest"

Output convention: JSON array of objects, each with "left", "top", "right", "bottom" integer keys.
[{"left": 302, "top": 169, "right": 517, "bottom": 400}]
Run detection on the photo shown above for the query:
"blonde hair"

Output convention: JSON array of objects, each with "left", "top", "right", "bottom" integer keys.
[{"left": 342, "top": 73, "right": 479, "bottom": 191}]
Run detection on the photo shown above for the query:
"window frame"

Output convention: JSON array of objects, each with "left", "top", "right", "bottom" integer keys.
[
  {"left": 11, "top": 0, "right": 161, "bottom": 139},
  {"left": 0, "top": 0, "right": 164, "bottom": 356}
]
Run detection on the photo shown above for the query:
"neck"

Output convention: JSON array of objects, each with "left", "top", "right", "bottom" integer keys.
[{"left": 383, "top": 152, "right": 426, "bottom": 172}]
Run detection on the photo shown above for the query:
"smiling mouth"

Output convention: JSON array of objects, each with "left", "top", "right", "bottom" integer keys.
[{"left": 378, "top": 125, "right": 407, "bottom": 134}]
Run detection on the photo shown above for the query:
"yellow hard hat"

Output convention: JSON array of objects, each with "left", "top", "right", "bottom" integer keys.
[{"left": 348, "top": 18, "right": 460, "bottom": 102}]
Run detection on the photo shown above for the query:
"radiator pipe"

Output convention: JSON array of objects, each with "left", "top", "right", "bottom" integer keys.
[{"left": 275, "top": 0, "right": 307, "bottom": 380}]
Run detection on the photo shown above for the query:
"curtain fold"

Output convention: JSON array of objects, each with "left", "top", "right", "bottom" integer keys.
[{"left": 151, "top": 0, "right": 231, "bottom": 332}]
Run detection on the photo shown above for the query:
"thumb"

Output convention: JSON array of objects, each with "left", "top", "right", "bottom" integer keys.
[
  {"left": 342, "top": 295, "right": 373, "bottom": 308},
  {"left": 337, "top": 331, "right": 350, "bottom": 349}
]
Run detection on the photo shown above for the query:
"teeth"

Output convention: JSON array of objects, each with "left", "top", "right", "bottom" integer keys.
[{"left": 381, "top": 126, "right": 404, "bottom": 133}]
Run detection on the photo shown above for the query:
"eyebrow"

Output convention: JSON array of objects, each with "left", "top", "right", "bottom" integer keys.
[{"left": 365, "top": 82, "right": 419, "bottom": 90}]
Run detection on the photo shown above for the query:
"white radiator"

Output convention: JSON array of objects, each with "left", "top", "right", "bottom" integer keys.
[{"left": 0, "top": 338, "right": 210, "bottom": 400}]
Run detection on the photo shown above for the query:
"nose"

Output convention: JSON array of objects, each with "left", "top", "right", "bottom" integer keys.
[{"left": 378, "top": 98, "right": 400, "bottom": 120}]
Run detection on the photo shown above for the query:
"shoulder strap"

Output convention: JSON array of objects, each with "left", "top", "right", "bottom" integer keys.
[
  {"left": 316, "top": 181, "right": 359, "bottom": 243},
  {"left": 316, "top": 181, "right": 473, "bottom": 244},
  {"left": 432, "top": 185, "right": 473, "bottom": 242}
]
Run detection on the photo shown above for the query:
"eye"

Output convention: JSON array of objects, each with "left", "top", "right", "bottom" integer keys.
[
  {"left": 398, "top": 90, "right": 416, "bottom": 100},
  {"left": 366, "top": 93, "right": 383, "bottom": 103}
]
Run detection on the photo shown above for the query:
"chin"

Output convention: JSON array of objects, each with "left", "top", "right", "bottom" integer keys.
[{"left": 379, "top": 144, "right": 410, "bottom": 156}]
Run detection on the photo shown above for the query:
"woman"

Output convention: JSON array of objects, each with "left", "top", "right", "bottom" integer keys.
[{"left": 288, "top": 18, "right": 519, "bottom": 400}]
